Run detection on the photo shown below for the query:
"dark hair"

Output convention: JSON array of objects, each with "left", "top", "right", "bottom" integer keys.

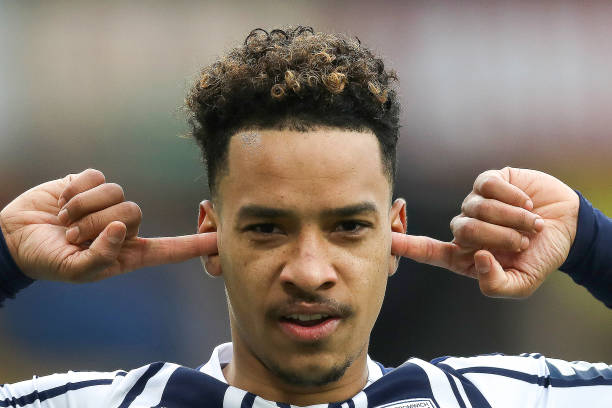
[{"left": 185, "top": 26, "right": 400, "bottom": 197}]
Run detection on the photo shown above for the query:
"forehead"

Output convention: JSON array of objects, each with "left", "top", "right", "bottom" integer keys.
[{"left": 217, "top": 127, "right": 390, "bottom": 214}]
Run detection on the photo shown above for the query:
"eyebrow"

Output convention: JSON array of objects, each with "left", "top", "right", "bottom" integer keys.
[{"left": 236, "top": 201, "right": 379, "bottom": 220}]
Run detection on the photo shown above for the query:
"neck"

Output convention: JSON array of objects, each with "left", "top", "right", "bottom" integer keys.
[{"left": 223, "top": 333, "right": 369, "bottom": 406}]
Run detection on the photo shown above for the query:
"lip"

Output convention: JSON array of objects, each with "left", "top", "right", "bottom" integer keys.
[{"left": 278, "top": 317, "right": 341, "bottom": 342}]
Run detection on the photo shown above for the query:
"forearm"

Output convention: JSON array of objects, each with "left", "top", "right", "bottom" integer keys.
[{"left": 559, "top": 192, "right": 612, "bottom": 308}]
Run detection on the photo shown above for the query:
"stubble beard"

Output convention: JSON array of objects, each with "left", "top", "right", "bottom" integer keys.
[{"left": 260, "top": 343, "right": 365, "bottom": 388}]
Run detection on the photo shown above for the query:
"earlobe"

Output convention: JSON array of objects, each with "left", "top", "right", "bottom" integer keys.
[
  {"left": 389, "top": 198, "right": 407, "bottom": 276},
  {"left": 198, "top": 200, "right": 222, "bottom": 277}
]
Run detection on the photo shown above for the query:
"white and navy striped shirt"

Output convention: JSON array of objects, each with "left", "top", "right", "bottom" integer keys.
[{"left": 2, "top": 343, "right": 611, "bottom": 407}]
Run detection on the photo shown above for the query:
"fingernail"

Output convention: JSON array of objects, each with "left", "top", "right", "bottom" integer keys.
[
  {"left": 58, "top": 209, "right": 69, "bottom": 225},
  {"left": 524, "top": 199, "right": 534, "bottom": 211},
  {"left": 108, "top": 226, "right": 126, "bottom": 244},
  {"left": 534, "top": 218, "right": 544, "bottom": 232},
  {"left": 520, "top": 235, "right": 530, "bottom": 251},
  {"left": 476, "top": 258, "right": 490, "bottom": 274},
  {"left": 108, "top": 234, "right": 121, "bottom": 244},
  {"left": 58, "top": 197, "right": 67, "bottom": 209},
  {"left": 66, "top": 226, "right": 79, "bottom": 243}
]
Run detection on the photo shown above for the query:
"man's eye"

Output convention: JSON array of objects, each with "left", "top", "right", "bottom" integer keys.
[
  {"left": 335, "top": 221, "right": 368, "bottom": 233},
  {"left": 246, "top": 223, "right": 282, "bottom": 234}
]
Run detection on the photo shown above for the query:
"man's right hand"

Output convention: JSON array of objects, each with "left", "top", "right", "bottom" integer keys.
[{"left": 0, "top": 169, "right": 218, "bottom": 283}]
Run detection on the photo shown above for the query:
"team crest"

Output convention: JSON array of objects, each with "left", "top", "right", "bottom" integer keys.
[{"left": 373, "top": 398, "right": 437, "bottom": 408}]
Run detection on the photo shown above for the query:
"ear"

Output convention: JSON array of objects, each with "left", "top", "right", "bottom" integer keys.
[
  {"left": 198, "top": 200, "right": 222, "bottom": 277},
  {"left": 388, "top": 198, "right": 407, "bottom": 276}
]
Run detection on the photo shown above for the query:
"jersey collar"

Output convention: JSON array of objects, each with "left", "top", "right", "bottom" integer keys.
[{"left": 199, "top": 342, "right": 384, "bottom": 387}]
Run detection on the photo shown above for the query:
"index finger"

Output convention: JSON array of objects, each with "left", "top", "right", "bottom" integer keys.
[
  {"left": 392, "top": 232, "right": 457, "bottom": 270},
  {"left": 473, "top": 169, "right": 533, "bottom": 211},
  {"left": 137, "top": 232, "right": 218, "bottom": 268}
]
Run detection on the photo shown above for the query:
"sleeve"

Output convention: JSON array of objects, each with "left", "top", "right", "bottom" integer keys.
[
  {"left": 0, "top": 226, "right": 33, "bottom": 307},
  {"left": 0, "top": 362, "right": 177, "bottom": 407},
  {"left": 0, "top": 369, "right": 128, "bottom": 408},
  {"left": 434, "top": 353, "right": 612, "bottom": 408},
  {"left": 559, "top": 191, "right": 612, "bottom": 308}
]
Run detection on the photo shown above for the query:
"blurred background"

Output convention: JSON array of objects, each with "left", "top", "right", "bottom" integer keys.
[{"left": 1, "top": 0, "right": 610, "bottom": 382}]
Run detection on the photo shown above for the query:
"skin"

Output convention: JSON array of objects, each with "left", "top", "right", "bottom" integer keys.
[
  {"left": 197, "top": 127, "right": 406, "bottom": 404},
  {"left": 0, "top": 133, "right": 579, "bottom": 405}
]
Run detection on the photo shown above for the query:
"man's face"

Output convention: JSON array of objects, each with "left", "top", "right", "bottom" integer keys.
[{"left": 206, "top": 127, "right": 405, "bottom": 387}]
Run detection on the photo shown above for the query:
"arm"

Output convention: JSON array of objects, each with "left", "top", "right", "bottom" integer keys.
[
  {"left": 0, "top": 170, "right": 218, "bottom": 405},
  {"left": 392, "top": 167, "right": 612, "bottom": 306},
  {"left": 559, "top": 192, "right": 612, "bottom": 307},
  {"left": 0, "top": 169, "right": 218, "bottom": 293}
]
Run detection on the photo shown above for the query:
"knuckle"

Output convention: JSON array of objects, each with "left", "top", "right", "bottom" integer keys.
[
  {"left": 83, "top": 215, "right": 98, "bottom": 235},
  {"left": 461, "top": 220, "right": 477, "bottom": 239},
  {"left": 460, "top": 198, "right": 470, "bottom": 215},
  {"left": 474, "top": 200, "right": 491, "bottom": 219},
  {"left": 474, "top": 170, "right": 495, "bottom": 190},
  {"left": 67, "top": 195, "right": 84, "bottom": 214},
  {"left": 84, "top": 168, "right": 106, "bottom": 184},
  {"left": 63, "top": 173, "right": 77, "bottom": 184},
  {"left": 105, "top": 183, "right": 125, "bottom": 201},
  {"left": 479, "top": 176, "right": 496, "bottom": 195},
  {"left": 61, "top": 185, "right": 75, "bottom": 201},
  {"left": 123, "top": 201, "right": 142, "bottom": 221},
  {"left": 460, "top": 194, "right": 479, "bottom": 216},
  {"left": 518, "top": 209, "right": 529, "bottom": 227},
  {"left": 454, "top": 219, "right": 475, "bottom": 242},
  {"left": 504, "top": 232, "right": 521, "bottom": 250},
  {"left": 449, "top": 215, "right": 460, "bottom": 232}
]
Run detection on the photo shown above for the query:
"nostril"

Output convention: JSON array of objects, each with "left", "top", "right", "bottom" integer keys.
[{"left": 319, "top": 281, "right": 334, "bottom": 290}]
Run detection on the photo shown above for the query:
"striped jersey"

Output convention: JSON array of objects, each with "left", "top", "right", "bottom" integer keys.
[{"left": 2, "top": 342, "right": 611, "bottom": 407}]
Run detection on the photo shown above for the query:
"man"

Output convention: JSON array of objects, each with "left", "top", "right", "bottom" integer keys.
[{"left": 0, "top": 26, "right": 610, "bottom": 407}]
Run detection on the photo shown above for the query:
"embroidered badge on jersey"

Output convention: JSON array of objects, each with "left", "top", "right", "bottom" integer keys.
[{"left": 373, "top": 398, "right": 437, "bottom": 408}]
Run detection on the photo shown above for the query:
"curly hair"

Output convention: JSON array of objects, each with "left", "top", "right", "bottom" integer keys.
[{"left": 185, "top": 26, "right": 400, "bottom": 197}]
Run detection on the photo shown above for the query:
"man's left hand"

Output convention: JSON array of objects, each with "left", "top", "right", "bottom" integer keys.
[{"left": 392, "top": 167, "right": 579, "bottom": 298}]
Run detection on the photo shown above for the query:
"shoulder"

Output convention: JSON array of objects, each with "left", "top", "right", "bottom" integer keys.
[
  {"left": 431, "top": 352, "right": 550, "bottom": 381},
  {"left": 365, "top": 353, "right": 554, "bottom": 408},
  {"left": 1, "top": 361, "right": 227, "bottom": 408}
]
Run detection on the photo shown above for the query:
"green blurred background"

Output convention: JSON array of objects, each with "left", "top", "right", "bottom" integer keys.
[{"left": 0, "top": 0, "right": 610, "bottom": 382}]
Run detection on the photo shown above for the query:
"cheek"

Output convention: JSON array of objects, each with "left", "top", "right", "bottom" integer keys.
[
  {"left": 344, "top": 240, "right": 389, "bottom": 317},
  {"left": 219, "top": 243, "right": 284, "bottom": 310}
]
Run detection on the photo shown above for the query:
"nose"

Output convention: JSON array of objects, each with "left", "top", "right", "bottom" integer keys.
[{"left": 279, "top": 230, "right": 338, "bottom": 293}]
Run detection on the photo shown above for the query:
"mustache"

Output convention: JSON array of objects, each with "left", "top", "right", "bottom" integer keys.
[{"left": 267, "top": 291, "right": 354, "bottom": 319}]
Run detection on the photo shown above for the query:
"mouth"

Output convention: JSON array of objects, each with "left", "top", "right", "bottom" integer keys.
[{"left": 277, "top": 313, "right": 342, "bottom": 342}]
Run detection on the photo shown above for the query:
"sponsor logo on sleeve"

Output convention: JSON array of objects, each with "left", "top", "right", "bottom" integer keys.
[{"left": 373, "top": 398, "right": 437, "bottom": 408}]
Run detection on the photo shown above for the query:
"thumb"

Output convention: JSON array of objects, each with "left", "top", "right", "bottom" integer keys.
[
  {"left": 474, "top": 250, "right": 514, "bottom": 297},
  {"left": 392, "top": 232, "right": 456, "bottom": 269},
  {"left": 64, "top": 221, "right": 127, "bottom": 281}
]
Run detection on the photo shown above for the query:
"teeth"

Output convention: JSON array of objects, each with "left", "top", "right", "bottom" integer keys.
[{"left": 286, "top": 314, "right": 330, "bottom": 321}]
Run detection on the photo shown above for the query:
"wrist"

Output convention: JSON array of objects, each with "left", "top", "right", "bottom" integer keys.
[
  {"left": 0, "top": 213, "right": 34, "bottom": 303},
  {"left": 559, "top": 191, "right": 594, "bottom": 274},
  {"left": 0, "top": 210, "right": 21, "bottom": 272}
]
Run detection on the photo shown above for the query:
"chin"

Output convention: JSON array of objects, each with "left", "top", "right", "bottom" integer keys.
[{"left": 265, "top": 356, "right": 354, "bottom": 387}]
